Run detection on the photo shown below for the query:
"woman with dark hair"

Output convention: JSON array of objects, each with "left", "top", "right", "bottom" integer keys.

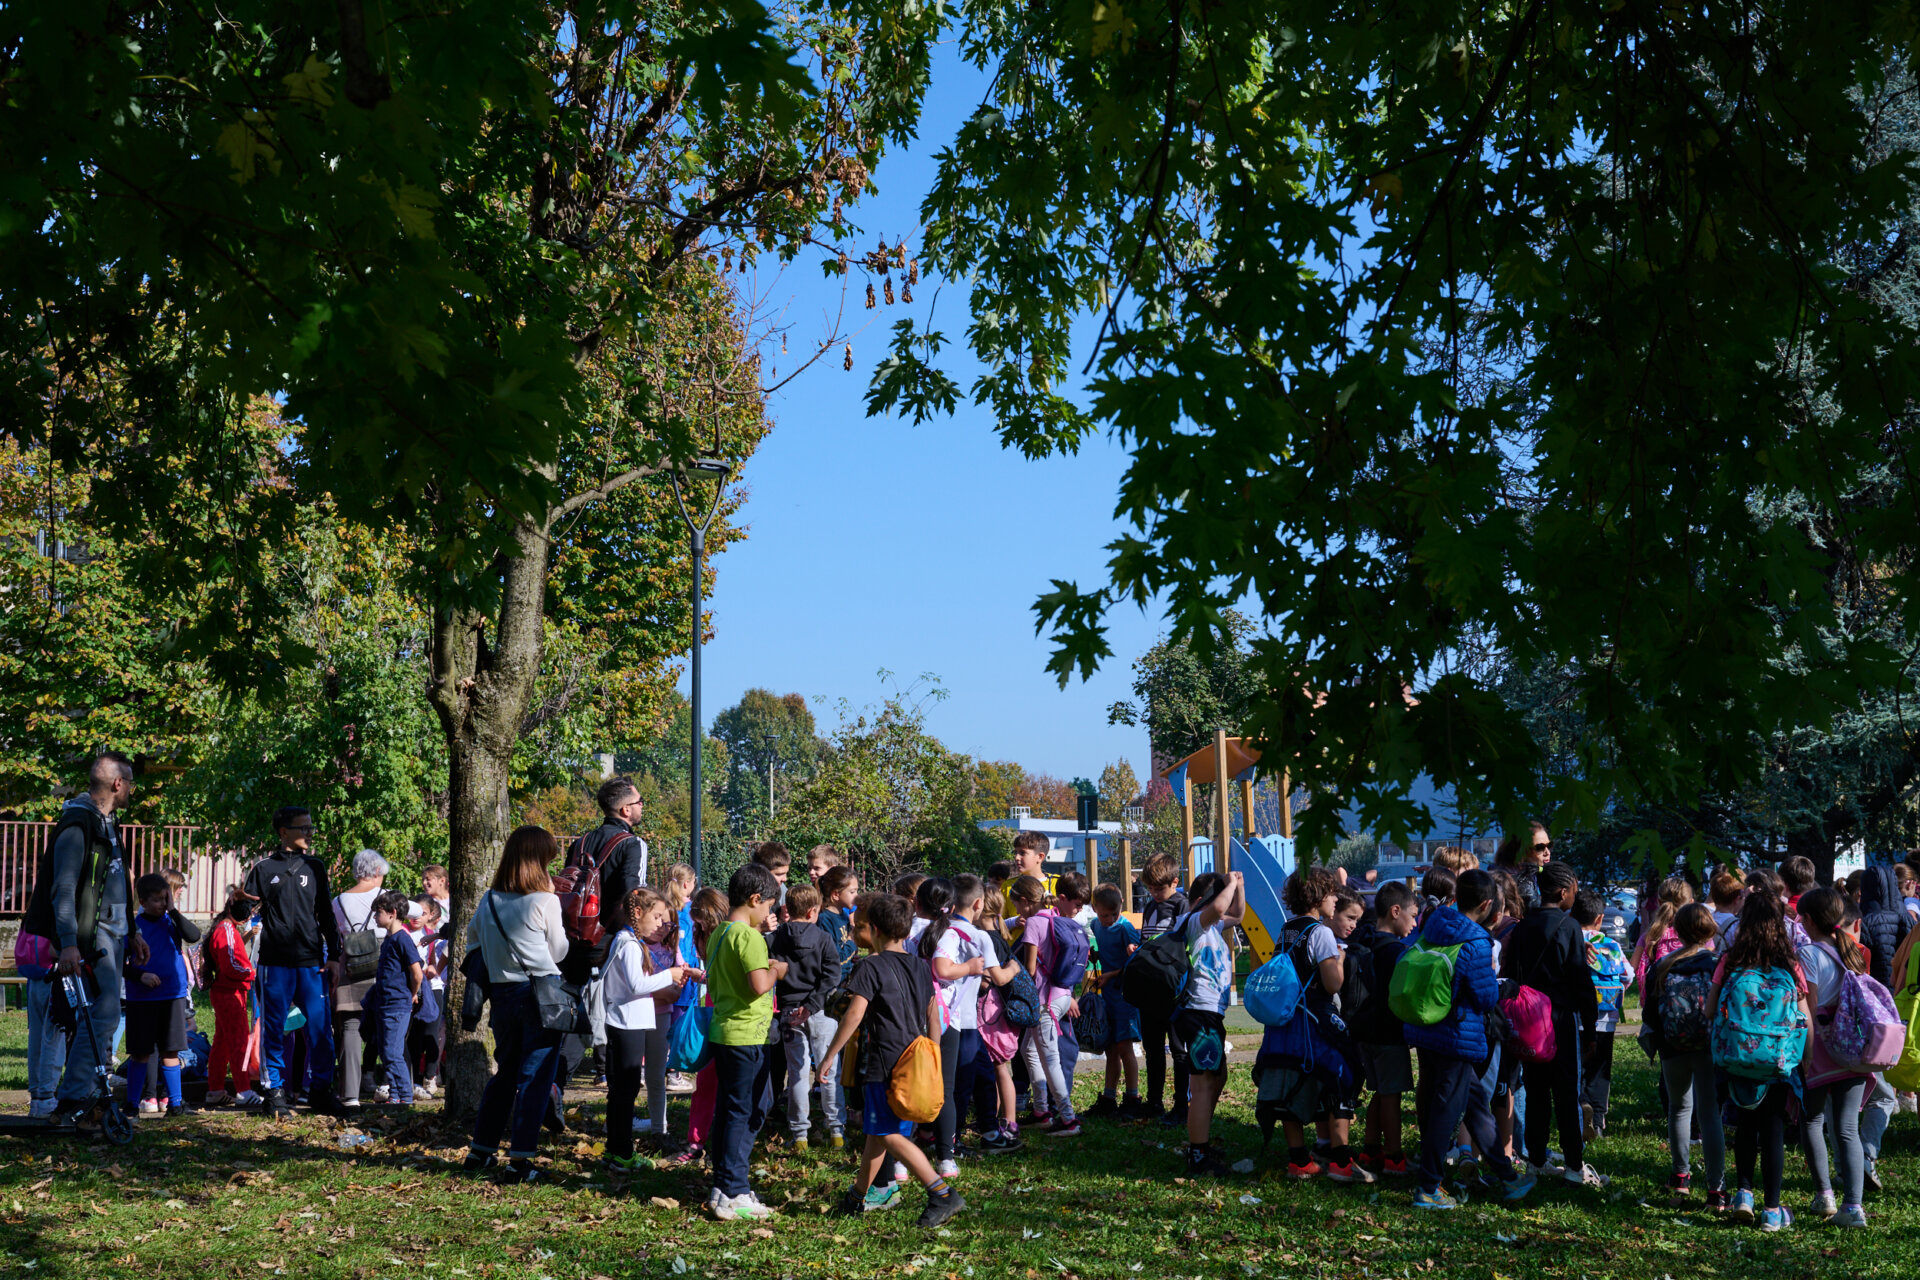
[
  {"left": 1493, "top": 820, "right": 1553, "bottom": 914},
  {"left": 463, "top": 825, "right": 570, "bottom": 1183}
]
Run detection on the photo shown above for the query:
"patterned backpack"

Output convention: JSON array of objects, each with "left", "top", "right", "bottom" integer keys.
[
  {"left": 1711, "top": 965, "right": 1808, "bottom": 1080},
  {"left": 1655, "top": 951, "right": 1717, "bottom": 1053},
  {"left": 1815, "top": 943, "right": 1905, "bottom": 1073}
]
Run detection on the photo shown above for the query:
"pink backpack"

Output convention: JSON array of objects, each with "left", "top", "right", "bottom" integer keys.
[
  {"left": 1816, "top": 943, "right": 1905, "bottom": 1073},
  {"left": 977, "top": 985, "right": 1019, "bottom": 1063},
  {"left": 1501, "top": 984, "right": 1558, "bottom": 1063}
]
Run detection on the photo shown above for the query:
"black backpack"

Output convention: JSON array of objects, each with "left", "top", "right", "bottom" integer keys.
[
  {"left": 340, "top": 900, "right": 380, "bottom": 983},
  {"left": 1122, "top": 912, "right": 1192, "bottom": 1016}
]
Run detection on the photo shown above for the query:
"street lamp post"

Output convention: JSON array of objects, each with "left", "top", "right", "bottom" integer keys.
[{"left": 670, "top": 458, "right": 732, "bottom": 884}]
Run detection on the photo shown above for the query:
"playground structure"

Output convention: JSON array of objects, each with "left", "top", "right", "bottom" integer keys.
[{"left": 1159, "top": 730, "right": 1298, "bottom": 966}]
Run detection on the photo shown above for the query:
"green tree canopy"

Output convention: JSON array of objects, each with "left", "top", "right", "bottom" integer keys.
[{"left": 711, "top": 688, "right": 823, "bottom": 830}]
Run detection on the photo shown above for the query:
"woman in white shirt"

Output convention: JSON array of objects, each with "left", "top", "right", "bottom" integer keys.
[
  {"left": 604, "top": 887, "right": 701, "bottom": 1169},
  {"left": 331, "top": 849, "right": 389, "bottom": 1110},
  {"left": 463, "top": 826, "right": 570, "bottom": 1183}
]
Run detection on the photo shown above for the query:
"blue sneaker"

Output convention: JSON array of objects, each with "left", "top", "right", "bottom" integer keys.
[
  {"left": 1412, "top": 1187, "right": 1460, "bottom": 1210},
  {"left": 1500, "top": 1171, "right": 1537, "bottom": 1202},
  {"left": 1760, "top": 1205, "right": 1794, "bottom": 1233},
  {"left": 1730, "top": 1189, "right": 1756, "bottom": 1224},
  {"left": 863, "top": 1183, "right": 903, "bottom": 1213}
]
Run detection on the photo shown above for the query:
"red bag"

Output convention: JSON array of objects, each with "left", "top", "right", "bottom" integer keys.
[{"left": 551, "top": 832, "right": 634, "bottom": 948}]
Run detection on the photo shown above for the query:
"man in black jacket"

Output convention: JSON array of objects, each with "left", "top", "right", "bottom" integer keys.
[
  {"left": 559, "top": 777, "right": 651, "bottom": 985},
  {"left": 1500, "top": 861, "right": 1603, "bottom": 1188},
  {"left": 23, "top": 752, "right": 151, "bottom": 1126},
  {"left": 243, "top": 805, "right": 345, "bottom": 1116}
]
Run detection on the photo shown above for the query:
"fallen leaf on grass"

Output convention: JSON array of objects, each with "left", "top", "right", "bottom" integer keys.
[
  {"left": 649, "top": 1196, "right": 680, "bottom": 1210},
  {"left": 751, "top": 1227, "right": 775, "bottom": 1239},
  {"left": 88, "top": 1199, "right": 111, "bottom": 1216}
]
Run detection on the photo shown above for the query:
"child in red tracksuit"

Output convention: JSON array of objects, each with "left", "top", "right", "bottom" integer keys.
[{"left": 204, "top": 886, "right": 261, "bottom": 1107}]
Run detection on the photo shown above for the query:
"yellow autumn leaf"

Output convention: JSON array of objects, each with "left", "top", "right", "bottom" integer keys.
[
  {"left": 215, "top": 113, "right": 279, "bottom": 184},
  {"left": 283, "top": 54, "right": 334, "bottom": 108}
]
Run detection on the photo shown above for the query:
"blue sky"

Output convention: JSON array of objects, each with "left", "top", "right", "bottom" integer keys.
[{"left": 682, "top": 46, "right": 1162, "bottom": 789}]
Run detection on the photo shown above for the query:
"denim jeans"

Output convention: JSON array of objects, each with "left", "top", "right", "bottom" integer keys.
[
  {"left": 258, "top": 964, "right": 336, "bottom": 1090},
  {"left": 370, "top": 999, "right": 413, "bottom": 1104},
  {"left": 470, "top": 982, "right": 565, "bottom": 1160},
  {"left": 782, "top": 1010, "right": 842, "bottom": 1137},
  {"left": 1417, "top": 1049, "right": 1514, "bottom": 1193},
  {"left": 711, "top": 1043, "right": 771, "bottom": 1199},
  {"left": 26, "top": 977, "right": 68, "bottom": 1104},
  {"left": 1859, "top": 1073, "right": 1896, "bottom": 1166},
  {"left": 56, "top": 932, "right": 123, "bottom": 1107}
]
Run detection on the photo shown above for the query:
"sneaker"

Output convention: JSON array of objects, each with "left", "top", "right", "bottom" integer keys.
[
  {"left": 165, "top": 1101, "right": 196, "bottom": 1118},
  {"left": 1082, "top": 1095, "right": 1121, "bottom": 1118},
  {"left": 234, "top": 1090, "right": 264, "bottom": 1108},
  {"left": 789, "top": 1137, "right": 809, "bottom": 1153},
  {"left": 1667, "top": 1172, "right": 1692, "bottom": 1202},
  {"left": 1159, "top": 1108, "right": 1188, "bottom": 1128},
  {"left": 496, "top": 1159, "right": 544, "bottom": 1185},
  {"left": 667, "top": 1072, "right": 697, "bottom": 1095},
  {"left": 338, "top": 1097, "right": 364, "bottom": 1114},
  {"left": 1021, "top": 1111, "right": 1053, "bottom": 1129},
  {"left": 462, "top": 1151, "right": 499, "bottom": 1174},
  {"left": 1563, "top": 1164, "right": 1609, "bottom": 1189},
  {"left": 861, "top": 1183, "right": 903, "bottom": 1213},
  {"left": 1527, "top": 1160, "right": 1563, "bottom": 1180},
  {"left": 918, "top": 1188, "right": 968, "bottom": 1228},
  {"left": 1730, "top": 1189, "right": 1756, "bottom": 1224},
  {"left": 306, "top": 1083, "right": 343, "bottom": 1117},
  {"left": 1581, "top": 1102, "right": 1597, "bottom": 1144},
  {"left": 1706, "top": 1189, "right": 1730, "bottom": 1212},
  {"left": 138, "top": 1099, "right": 161, "bottom": 1116},
  {"left": 202, "top": 1091, "right": 230, "bottom": 1108},
  {"left": 1760, "top": 1205, "right": 1794, "bottom": 1233},
  {"left": 980, "top": 1128, "right": 1025, "bottom": 1155},
  {"left": 1186, "top": 1146, "right": 1236, "bottom": 1178},
  {"left": 711, "top": 1191, "right": 775, "bottom": 1221},
  {"left": 631, "top": 1116, "right": 654, "bottom": 1134},
  {"left": 1500, "top": 1171, "right": 1538, "bottom": 1202},
  {"left": 374, "top": 1085, "right": 392, "bottom": 1103},
  {"left": 604, "top": 1153, "right": 653, "bottom": 1173},
  {"left": 1379, "top": 1156, "right": 1411, "bottom": 1177},
  {"left": 1412, "top": 1187, "right": 1460, "bottom": 1210},
  {"left": 935, "top": 1157, "right": 961, "bottom": 1178},
  {"left": 1326, "top": 1160, "right": 1375, "bottom": 1184},
  {"left": 1810, "top": 1190, "right": 1837, "bottom": 1218},
  {"left": 1863, "top": 1164, "right": 1883, "bottom": 1195},
  {"left": 415, "top": 1081, "right": 437, "bottom": 1100},
  {"left": 26, "top": 1098, "right": 58, "bottom": 1119},
  {"left": 1047, "top": 1118, "right": 1082, "bottom": 1138},
  {"left": 1286, "top": 1160, "right": 1324, "bottom": 1180},
  {"left": 829, "top": 1131, "right": 845, "bottom": 1150},
  {"left": 1832, "top": 1203, "right": 1868, "bottom": 1228},
  {"left": 1129, "top": 1099, "right": 1165, "bottom": 1121}
]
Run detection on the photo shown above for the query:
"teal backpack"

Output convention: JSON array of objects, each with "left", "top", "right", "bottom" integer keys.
[{"left": 1711, "top": 965, "right": 1807, "bottom": 1081}]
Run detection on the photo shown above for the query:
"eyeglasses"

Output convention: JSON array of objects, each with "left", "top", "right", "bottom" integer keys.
[{"left": 1532, "top": 841, "right": 1552, "bottom": 852}]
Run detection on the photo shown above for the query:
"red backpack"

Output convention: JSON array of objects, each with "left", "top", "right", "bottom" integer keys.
[{"left": 551, "top": 830, "right": 635, "bottom": 947}]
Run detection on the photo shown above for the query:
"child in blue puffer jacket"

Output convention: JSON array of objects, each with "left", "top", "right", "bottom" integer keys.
[{"left": 1406, "top": 870, "right": 1536, "bottom": 1209}]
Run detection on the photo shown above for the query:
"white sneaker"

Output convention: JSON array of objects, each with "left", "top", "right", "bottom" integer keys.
[
  {"left": 138, "top": 1099, "right": 162, "bottom": 1116},
  {"left": 373, "top": 1085, "right": 392, "bottom": 1103},
  {"left": 633, "top": 1117, "right": 654, "bottom": 1134},
  {"left": 667, "top": 1073, "right": 698, "bottom": 1095},
  {"left": 1563, "top": 1164, "right": 1609, "bottom": 1188},
  {"left": 937, "top": 1158, "right": 959, "bottom": 1178},
  {"left": 1810, "top": 1189, "right": 1838, "bottom": 1217},
  {"left": 711, "top": 1192, "right": 776, "bottom": 1221},
  {"left": 414, "top": 1081, "right": 436, "bottom": 1100}
]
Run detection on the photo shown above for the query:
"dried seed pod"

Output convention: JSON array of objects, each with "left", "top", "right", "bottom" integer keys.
[
  {"left": 908, "top": 258, "right": 919, "bottom": 285},
  {"left": 865, "top": 282, "right": 875, "bottom": 309},
  {"left": 883, "top": 276, "right": 895, "bottom": 305},
  {"left": 837, "top": 249, "right": 848, "bottom": 273},
  {"left": 902, "top": 283, "right": 913, "bottom": 304},
  {"left": 843, "top": 343, "right": 853, "bottom": 371}
]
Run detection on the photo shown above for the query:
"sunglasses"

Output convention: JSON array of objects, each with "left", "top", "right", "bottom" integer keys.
[{"left": 1532, "top": 841, "right": 1552, "bottom": 852}]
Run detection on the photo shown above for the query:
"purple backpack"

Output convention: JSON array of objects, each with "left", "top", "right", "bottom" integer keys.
[{"left": 1817, "top": 943, "right": 1905, "bottom": 1073}]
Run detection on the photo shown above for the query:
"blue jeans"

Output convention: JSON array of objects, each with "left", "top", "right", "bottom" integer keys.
[
  {"left": 1418, "top": 1049, "right": 1515, "bottom": 1193},
  {"left": 26, "top": 977, "right": 68, "bottom": 1104},
  {"left": 258, "top": 964, "right": 335, "bottom": 1089},
  {"left": 57, "top": 932, "right": 124, "bottom": 1107},
  {"left": 370, "top": 999, "right": 413, "bottom": 1104},
  {"left": 470, "top": 983, "right": 565, "bottom": 1159},
  {"left": 711, "top": 1043, "right": 771, "bottom": 1199}
]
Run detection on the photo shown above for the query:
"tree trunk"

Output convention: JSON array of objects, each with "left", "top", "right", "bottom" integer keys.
[
  {"left": 1786, "top": 819, "right": 1838, "bottom": 892},
  {"left": 429, "top": 502, "right": 555, "bottom": 1120}
]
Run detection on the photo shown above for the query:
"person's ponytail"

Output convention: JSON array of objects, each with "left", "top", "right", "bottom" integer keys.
[{"left": 917, "top": 877, "right": 957, "bottom": 962}]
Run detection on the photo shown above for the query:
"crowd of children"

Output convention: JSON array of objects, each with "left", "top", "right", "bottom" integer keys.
[{"left": 26, "top": 807, "right": 1920, "bottom": 1238}]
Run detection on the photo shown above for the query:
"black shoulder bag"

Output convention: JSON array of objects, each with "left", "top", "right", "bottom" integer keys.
[{"left": 485, "top": 893, "right": 589, "bottom": 1035}]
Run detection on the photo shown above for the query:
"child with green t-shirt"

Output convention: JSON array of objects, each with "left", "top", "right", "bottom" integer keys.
[{"left": 706, "top": 863, "right": 789, "bottom": 1221}]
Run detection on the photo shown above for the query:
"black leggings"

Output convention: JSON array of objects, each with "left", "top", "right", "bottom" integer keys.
[
  {"left": 936, "top": 1027, "right": 981, "bottom": 1159},
  {"left": 1140, "top": 1009, "right": 1188, "bottom": 1112},
  {"left": 1733, "top": 1081, "right": 1791, "bottom": 1207}
]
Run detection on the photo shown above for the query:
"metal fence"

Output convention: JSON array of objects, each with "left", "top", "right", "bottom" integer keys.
[{"left": 0, "top": 821, "right": 247, "bottom": 917}]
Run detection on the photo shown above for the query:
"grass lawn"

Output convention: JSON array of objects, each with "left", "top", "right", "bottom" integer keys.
[{"left": 0, "top": 1002, "right": 1912, "bottom": 1279}]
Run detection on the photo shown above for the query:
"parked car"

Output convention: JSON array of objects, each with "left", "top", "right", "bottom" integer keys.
[{"left": 1599, "top": 888, "right": 1635, "bottom": 948}]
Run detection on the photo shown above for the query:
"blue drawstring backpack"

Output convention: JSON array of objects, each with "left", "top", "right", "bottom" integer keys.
[{"left": 667, "top": 982, "right": 713, "bottom": 1074}]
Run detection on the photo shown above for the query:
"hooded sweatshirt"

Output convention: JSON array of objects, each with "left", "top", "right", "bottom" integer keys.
[{"left": 1501, "top": 905, "right": 1600, "bottom": 1029}]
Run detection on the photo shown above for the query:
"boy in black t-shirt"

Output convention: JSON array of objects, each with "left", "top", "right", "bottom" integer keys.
[
  {"left": 817, "top": 893, "right": 967, "bottom": 1228},
  {"left": 1135, "top": 854, "right": 1189, "bottom": 1123}
]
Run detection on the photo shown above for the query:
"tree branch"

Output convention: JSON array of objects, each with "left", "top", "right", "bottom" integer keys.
[{"left": 549, "top": 463, "right": 669, "bottom": 525}]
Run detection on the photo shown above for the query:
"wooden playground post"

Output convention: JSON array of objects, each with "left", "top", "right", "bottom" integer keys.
[
  {"left": 1120, "top": 836, "right": 1134, "bottom": 905},
  {"left": 1086, "top": 832, "right": 1098, "bottom": 890},
  {"left": 1213, "top": 729, "right": 1232, "bottom": 874},
  {"left": 1182, "top": 794, "right": 1196, "bottom": 883},
  {"left": 1240, "top": 776, "right": 1255, "bottom": 842},
  {"left": 1279, "top": 768, "right": 1293, "bottom": 840}
]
